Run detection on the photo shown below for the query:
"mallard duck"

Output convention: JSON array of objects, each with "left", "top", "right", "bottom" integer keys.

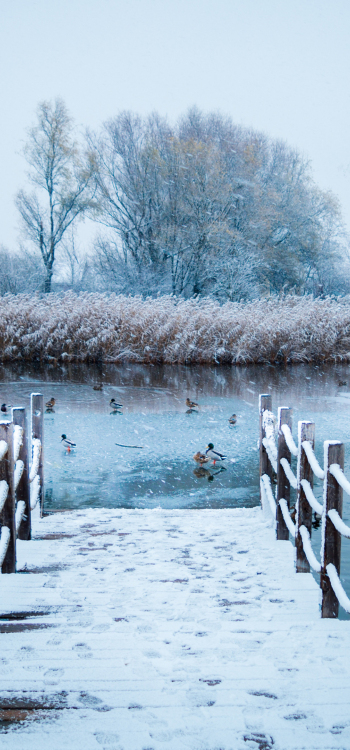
[
  {"left": 193, "top": 451, "right": 210, "bottom": 465},
  {"left": 228, "top": 414, "right": 237, "bottom": 425},
  {"left": 46, "top": 398, "right": 55, "bottom": 409},
  {"left": 205, "top": 443, "right": 227, "bottom": 464},
  {"left": 338, "top": 380, "right": 347, "bottom": 387},
  {"left": 1, "top": 403, "right": 12, "bottom": 413},
  {"left": 61, "top": 434, "right": 76, "bottom": 451},
  {"left": 110, "top": 398, "right": 123, "bottom": 410},
  {"left": 93, "top": 384, "right": 103, "bottom": 391},
  {"left": 186, "top": 398, "right": 199, "bottom": 409}
]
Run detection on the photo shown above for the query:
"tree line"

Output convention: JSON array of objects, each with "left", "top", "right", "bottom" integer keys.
[{"left": 1, "top": 98, "right": 349, "bottom": 298}]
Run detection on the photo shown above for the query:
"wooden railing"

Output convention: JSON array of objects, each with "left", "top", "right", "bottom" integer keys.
[
  {"left": 259, "top": 393, "right": 350, "bottom": 618},
  {"left": 0, "top": 393, "right": 44, "bottom": 573}
]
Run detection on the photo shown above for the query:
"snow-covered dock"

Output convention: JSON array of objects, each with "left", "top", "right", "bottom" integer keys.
[{"left": 1, "top": 507, "right": 350, "bottom": 749}]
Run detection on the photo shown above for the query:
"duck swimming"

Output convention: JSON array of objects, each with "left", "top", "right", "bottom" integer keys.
[
  {"left": 61, "top": 434, "right": 76, "bottom": 452},
  {"left": 205, "top": 443, "right": 227, "bottom": 465},
  {"left": 228, "top": 414, "right": 237, "bottom": 425},
  {"left": 186, "top": 398, "right": 199, "bottom": 409},
  {"left": 1, "top": 404, "right": 12, "bottom": 413},
  {"left": 110, "top": 398, "right": 123, "bottom": 410},
  {"left": 93, "top": 384, "right": 103, "bottom": 391}
]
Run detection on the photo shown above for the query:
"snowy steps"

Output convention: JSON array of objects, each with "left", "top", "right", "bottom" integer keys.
[{"left": 1, "top": 507, "right": 350, "bottom": 749}]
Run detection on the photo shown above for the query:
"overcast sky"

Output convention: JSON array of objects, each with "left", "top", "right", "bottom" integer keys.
[{"left": 1, "top": 0, "right": 349, "bottom": 250}]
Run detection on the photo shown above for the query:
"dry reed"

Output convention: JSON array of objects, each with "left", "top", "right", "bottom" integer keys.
[{"left": 0, "top": 292, "right": 350, "bottom": 365}]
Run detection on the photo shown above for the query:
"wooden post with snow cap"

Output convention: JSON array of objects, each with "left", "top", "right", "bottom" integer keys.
[
  {"left": 321, "top": 440, "right": 344, "bottom": 618},
  {"left": 296, "top": 421, "right": 315, "bottom": 573},
  {"left": 259, "top": 394, "right": 273, "bottom": 506},
  {"left": 31, "top": 393, "right": 44, "bottom": 517},
  {"left": 0, "top": 421, "right": 16, "bottom": 573},
  {"left": 12, "top": 407, "right": 31, "bottom": 541},
  {"left": 276, "top": 407, "right": 293, "bottom": 541}
]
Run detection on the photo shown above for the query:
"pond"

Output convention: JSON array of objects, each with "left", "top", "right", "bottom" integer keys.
[{"left": 1, "top": 360, "right": 350, "bottom": 617}]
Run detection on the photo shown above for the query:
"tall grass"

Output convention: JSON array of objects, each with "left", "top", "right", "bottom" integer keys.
[{"left": 1, "top": 292, "right": 350, "bottom": 365}]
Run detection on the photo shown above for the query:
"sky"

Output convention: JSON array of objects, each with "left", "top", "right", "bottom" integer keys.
[{"left": 0, "top": 0, "right": 350, "bottom": 251}]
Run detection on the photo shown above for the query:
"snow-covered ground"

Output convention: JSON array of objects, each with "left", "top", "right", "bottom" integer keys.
[{"left": 1, "top": 507, "right": 350, "bottom": 749}]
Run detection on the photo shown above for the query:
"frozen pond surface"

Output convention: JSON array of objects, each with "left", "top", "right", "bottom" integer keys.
[{"left": 1, "top": 360, "right": 350, "bottom": 617}]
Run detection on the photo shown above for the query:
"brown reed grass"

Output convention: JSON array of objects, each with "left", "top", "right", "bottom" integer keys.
[{"left": 0, "top": 292, "right": 350, "bottom": 365}]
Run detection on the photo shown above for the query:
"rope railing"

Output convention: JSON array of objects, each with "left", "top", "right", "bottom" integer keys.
[
  {"left": 301, "top": 440, "right": 325, "bottom": 480},
  {"left": 280, "top": 458, "right": 297, "bottom": 489},
  {"left": 300, "top": 479, "right": 323, "bottom": 515},
  {"left": 259, "top": 395, "right": 350, "bottom": 619},
  {"left": 281, "top": 423, "right": 298, "bottom": 457}
]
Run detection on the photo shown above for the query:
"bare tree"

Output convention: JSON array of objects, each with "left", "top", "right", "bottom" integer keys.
[{"left": 16, "top": 99, "right": 96, "bottom": 292}]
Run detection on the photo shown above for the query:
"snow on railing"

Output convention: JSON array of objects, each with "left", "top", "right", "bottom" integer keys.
[
  {"left": 29, "top": 439, "right": 41, "bottom": 484},
  {"left": 281, "top": 424, "right": 298, "bottom": 457},
  {"left": 326, "top": 564, "right": 350, "bottom": 613},
  {"left": 301, "top": 440, "right": 325, "bottom": 480},
  {"left": 329, "top": 463, "right": 350, "bottom": 497},
  {"left": 15, "top": 501, "right": 26, "bottom": 534},
  {"left": 30, "top": 474, "right": 41, "bottom": 511},
  {"left": 14, "top": 460, "right": 24, "bottom": 492},
  {"left": 262, "top": 410, "right": 278, "bottom": 472},
  {"left": 299, "top": 525, "right": 321, "bottom": 572},
  {"left": 279, "top": 498, "right": 296, "bottom": 537},
  {"left": 0, "top": 440, "right": 7, "bottom": 462},
  {"left": 280, "top": 458, "right": 297, "bottom": 489},
  {"left": 0, "top": 480, "right": 9, "bottom": 514},
  {"left": 300, "top": 479, "right": 323, "bottom": 515},
  {"left": 261, "top": 473, "right": 276, "bottom": 517},
  {"left": 328, "top": 509, "right": 350, "bottom": 539},
  {"left": 13, "top": 425, "right": 23, "bottom": 463},
  {"left": 0, "top": 527, "right": 11, "bottom": 567}
]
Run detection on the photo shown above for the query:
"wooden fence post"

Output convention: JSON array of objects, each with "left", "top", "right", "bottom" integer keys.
[
  {"left": 259, "top": 394, "right": 273, "bottom": 507},
  {"left": 276, "top": 407, "right": 293, "bottom": 541},
  {"left": 31, "top": 393, "right": 44, "bottom": 517},
  {"left": 296, "top": 420, "right": 315, "bottom": 573},
  {"left": 0, "top": 422, "right": 16, "bottom": 573},
  {"left": 321, "top": 440, "right": 344, "bottom": 618},
  {"left": 12, "top": 407, "right": 31, "bottom": 541}
]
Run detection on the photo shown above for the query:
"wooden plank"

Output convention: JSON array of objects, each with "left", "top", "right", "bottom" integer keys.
[
  {"left": 276, "top": 407, "right": 293, "bottom": 541},
  {"left": 259, "top": 394, "right": 272, "bottom": 508},
  {"left": 0, "top": 421, "right": 16, "bottom": 573},
  {"left": 296, "top": 421, "right": 315, "bottom": 573},
  {"left": 31, "top": 393, "right": 44, "bottom": 517},
  {"left": 321, "top": 440, "right": 344, "bottom": 618},
  {"left": 12, "top": 407, "right": 31, "bottom": 541}
]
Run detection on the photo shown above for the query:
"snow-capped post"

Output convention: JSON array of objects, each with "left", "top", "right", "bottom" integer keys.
[
  {"left": 12, "top": 407, "right": 31, "bottom": 540},
  {"left": 277, "top": 407, "right": 293, "bottom": 540},
  {"left": 296, "top": 421, "right": 315, "bottom": 573},
  {"left": 0, "top": 421, "right": 16, "bottom": 573},
  {"left": 31, "top": 393, "right": 44, "bottom": 517},
  {"left": 259, "top": 394, "right": 273, "bottom": 507},
  {"left": 321, "top": 440, "right": 344, "bottom": 618}
]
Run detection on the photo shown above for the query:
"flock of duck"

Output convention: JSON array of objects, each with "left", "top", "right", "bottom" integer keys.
[{"left": 1, "top": 389, "right": 236, "bottom": 465}]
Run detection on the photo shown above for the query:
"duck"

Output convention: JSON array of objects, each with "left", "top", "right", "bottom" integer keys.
[
  {"left": 186, "top": 398, "right": 199, "bottom": 409},
  {"left": 61, "top": 434, "right": 76, "bottom": 452},
  {"left": 338, "top": 380, "right": 347, "bottom": 387},
  {"left": 205, "top": 443, "right": 227, "bottom": 465},
  {"left": 193, "top": 451, "right": 210, "bottom": 465},
  {"left": 1, "top": 403, "right": 12, "bottom": 413},
  {"left": 228, "top": 413, "right": 237, "bottom": 425},
  {"left": 45, "top": 398, "right": 55, "bottom": 409},
  {"left": 110, "top": 398, "right": 123, "bottom": 410},
  {"left": 93, "top": 384, "right": 103, "bottom": 391}
]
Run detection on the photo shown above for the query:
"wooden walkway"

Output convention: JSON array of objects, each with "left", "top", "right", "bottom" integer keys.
[{"left": 1, "top": 507, "right": 350, "bottom": 749}]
